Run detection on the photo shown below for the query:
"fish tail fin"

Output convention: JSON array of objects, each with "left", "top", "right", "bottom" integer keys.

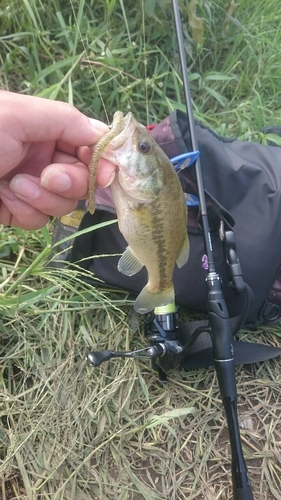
[{"left": 134, "top": 285, "right": 175, "bottom": 314}]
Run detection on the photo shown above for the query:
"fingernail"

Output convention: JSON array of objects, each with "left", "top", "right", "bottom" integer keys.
[
  {"left": 10, "top": 175, "right": 41, "bottom": 200},
  {"left": 41, "top": 167, "right": 72, "bottom": 192},
  {"left": 102, "top": 170, "right": 116, "bottom": 188},
  {"left": 88, "top": 118, "right": 109, "bottom": 140}
]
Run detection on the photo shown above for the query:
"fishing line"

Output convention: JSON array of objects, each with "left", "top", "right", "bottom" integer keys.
[
  {"left": 69, "top": 0, "right": 109, "bottom": 123},
  {"left": 71, "top": 0, "right": 151, "bottom": 125},
  {"left": 141, "top": 0, "right": 149, "bottom": 125}
]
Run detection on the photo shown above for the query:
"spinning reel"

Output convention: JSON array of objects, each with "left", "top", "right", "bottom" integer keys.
[{"left": 87, "top": 304, "right": 191, "bottom": 384}]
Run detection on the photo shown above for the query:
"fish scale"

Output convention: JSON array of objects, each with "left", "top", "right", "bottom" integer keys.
[{"left": 88, "top": 111, "right": 190, "bottom": 313}]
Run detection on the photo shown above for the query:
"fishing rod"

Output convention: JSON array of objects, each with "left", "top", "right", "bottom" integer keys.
[
  {"left": 86, "top": 2, "right": 254, "bottom": 498},
  {"left": 171, "top": 0, "right": 254, "bottom": 498}
]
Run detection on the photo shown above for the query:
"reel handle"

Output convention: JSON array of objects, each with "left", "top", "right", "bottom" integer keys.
[
  {"left": 86, "top": 344, "right": 166, "bottom": 367},
  {"left": 86, "top": 350, "right": 113, "bottom": 367}
]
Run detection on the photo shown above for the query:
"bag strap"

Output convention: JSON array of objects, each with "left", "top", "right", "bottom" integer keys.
[{"left": 178, "top": 318, "right": 281, "bottom": 369}]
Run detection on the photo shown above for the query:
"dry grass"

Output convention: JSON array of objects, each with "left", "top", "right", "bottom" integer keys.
[
  {"left": 0, "top": 266, "right": 280, "bottom": 499},
  {"left": 1, "top": 0, "right": 281, "bottom": 498}
]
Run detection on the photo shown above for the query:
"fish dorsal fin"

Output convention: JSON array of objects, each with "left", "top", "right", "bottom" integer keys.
[
  {"left": 176, "top": 234, "right": 190, "bottom": 268},
  {"left": 118, "top": 246, "right": 144, "bottom": 276}
]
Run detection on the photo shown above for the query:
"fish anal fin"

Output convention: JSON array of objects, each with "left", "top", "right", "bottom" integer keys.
[
  {"left": 118, "top": 246, "right": 144, "bottom": 276},
  {"left": 134, "top": 285, "right": 175, "bottom": 314},
  {"left": 176, "top": 234, "right": 189, "bottom": 269}
]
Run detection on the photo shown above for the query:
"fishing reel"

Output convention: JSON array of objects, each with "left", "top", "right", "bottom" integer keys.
[{"left": 86, "top": 304, "right": 196, "bottom": 383}]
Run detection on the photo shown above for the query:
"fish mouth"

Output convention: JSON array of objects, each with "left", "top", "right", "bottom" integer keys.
[
  {"left": 100, "top": 112, "right": 137, "bottom": 165},
  {"left": 107, "top": 112, "right": 136, "bottom": 150}
]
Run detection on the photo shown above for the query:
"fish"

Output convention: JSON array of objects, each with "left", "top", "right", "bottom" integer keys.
[{"left": 88, "top": 111, "right": 189, "bottom": 314}]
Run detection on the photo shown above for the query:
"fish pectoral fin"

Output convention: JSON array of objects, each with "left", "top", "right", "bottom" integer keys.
[
  {"left": 134, "top": 285, "right": 175, "bottom": 314},
  {"left": 118, "top": 246, "right": 144, "bottom": 276},
  {"left": 176, "top": 233, "right": 190, "bottom": 268}
]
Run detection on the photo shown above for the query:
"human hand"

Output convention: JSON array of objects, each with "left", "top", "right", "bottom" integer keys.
[{"left": 0, "top": 91, "right": 115, "bottom": 229}]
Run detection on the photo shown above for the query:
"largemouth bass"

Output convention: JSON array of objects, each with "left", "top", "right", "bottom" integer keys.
[{"left": 88, "top": 111, "right": 189, "bottom": 313}]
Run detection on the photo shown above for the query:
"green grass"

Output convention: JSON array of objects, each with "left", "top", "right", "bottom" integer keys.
[
  {"left": 1, "top": 0, "right": 281, "bottom": 135},
  {"left": 1, "top": 0, "right": 281, "bottom": 499}
]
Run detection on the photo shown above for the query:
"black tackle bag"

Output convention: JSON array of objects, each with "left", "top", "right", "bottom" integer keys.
[{"left": 54, "top": 111, "right": 281, "bottom": 367}]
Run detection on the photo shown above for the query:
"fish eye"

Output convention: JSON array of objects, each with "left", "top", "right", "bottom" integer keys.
[{"left": 138, "top": 141, "right": 151, "bottom": 154}]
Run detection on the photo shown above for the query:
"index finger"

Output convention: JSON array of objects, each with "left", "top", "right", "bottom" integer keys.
[{"left": 0, "top": 91, "right": 109, "bottom": 146}]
